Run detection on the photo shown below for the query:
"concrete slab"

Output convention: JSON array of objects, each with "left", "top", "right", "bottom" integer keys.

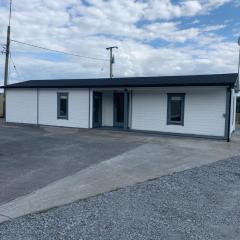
[{"left": 0, "top": 132, "right": 239, "bottom": 224}]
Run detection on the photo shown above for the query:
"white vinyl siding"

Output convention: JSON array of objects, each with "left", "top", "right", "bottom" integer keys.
[
  {"left": 230, "top": 89, "right": 237, "bottom": 135},
  {"left": 38, "top": 89, "right": 89, "bottom": 128},
  {"left": 131, "top": 87, "right": 227, "bottom": 137},
  {"left": 6, "top": 86, "right": 230, "bottom": 139},
  {"left": 6, "top": 89, "right": 37, "bottom": 124},
  {"left": 89, "top": 89, "right": 93, "bottom": 128}
]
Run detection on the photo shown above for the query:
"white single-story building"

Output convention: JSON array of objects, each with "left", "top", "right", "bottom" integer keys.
[{"left": 1, "top": 73, "right": 238, "bottom": 141}]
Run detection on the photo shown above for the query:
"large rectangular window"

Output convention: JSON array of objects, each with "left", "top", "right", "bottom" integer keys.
[
  {"left": 167, "top": 93, "right": 185, "bottom": 125},
  {"left": 57, "top": 93, "right": 68, "bottom": 119}
]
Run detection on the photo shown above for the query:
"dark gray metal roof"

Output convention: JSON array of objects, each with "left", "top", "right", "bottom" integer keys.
[{"left": 1, "top": 73, "right": 238, "bottom": 89}]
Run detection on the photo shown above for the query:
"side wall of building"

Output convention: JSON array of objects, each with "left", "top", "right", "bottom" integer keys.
[
  {"left": 131, "top": 86, "right": 227, "bottom": 138},
  {"left": 6, "top": 89, "right": 38, "bottom": 124},
  {"left": 38, "top": 88, "right": 89, "bottom": 128},
  {"left": 6, "top": 88, "right": 90, "bottom": 128},
  {"left": 230, "top": 89, "right": 237, "bottom": 135},
  {"left": 0, "top": 93, "right": 4, "bottom": 117}
]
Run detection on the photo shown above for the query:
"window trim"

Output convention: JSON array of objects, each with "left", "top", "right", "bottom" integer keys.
[
  {"left": 167, "top": 93, "right": 185, "bottom": 126},
  {"left": 57, "top": 92, "right": 69, "bottom": 120}
]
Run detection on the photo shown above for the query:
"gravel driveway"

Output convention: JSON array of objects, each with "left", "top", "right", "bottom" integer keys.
[{"left": 1, "top": 156, "right": 240, "bottom": 240}]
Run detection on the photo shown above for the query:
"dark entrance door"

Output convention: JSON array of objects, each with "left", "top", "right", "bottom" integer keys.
[
  {"left": 236, "top": 97, "right": 240, "bottom": 129},
  {"left": 114, "top": 92, "right": 125, "bottom": 128},
  {"left": 93, "top": 92, "right": 102, "bottom": 128}
]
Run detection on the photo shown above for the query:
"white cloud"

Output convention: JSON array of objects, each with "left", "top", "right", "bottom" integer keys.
[
  {"left": 143, "top": 0, "right": 233, "bottom": 21},
  {"left": 202, "top": 24, "right": 226, "bottom": 32},
  {"left": 143, "top": 22, "right": 200, "bottom": 42},
  {"left": 0, "top": 0, "right": 238, "bottom": 86},
  {"left": 144, "top": 0, "right": 202, "bottom": 20},
  {"left": 200, "top": 0, "right": 232, "bottom": 10}
]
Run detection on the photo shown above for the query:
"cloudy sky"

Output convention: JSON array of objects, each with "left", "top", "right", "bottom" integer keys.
[{"left": 0, "top": 0, "right": 239, "bottom": 84}]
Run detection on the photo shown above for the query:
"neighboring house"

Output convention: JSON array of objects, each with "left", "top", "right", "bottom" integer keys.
[
  {"left": 1, "top": 73, "right": 238, "bottom": 140},
  {"left": 0, "top": 93, "right": 3, "bottom": 118}
]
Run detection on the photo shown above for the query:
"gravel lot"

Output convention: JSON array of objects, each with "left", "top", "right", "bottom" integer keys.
[{"left": 1, "top": 156, "right": 240, "bottom": 240}]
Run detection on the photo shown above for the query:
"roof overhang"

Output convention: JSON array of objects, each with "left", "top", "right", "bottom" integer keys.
[{"left": 1, "top": 73, "right": 238, "bottom": 89}]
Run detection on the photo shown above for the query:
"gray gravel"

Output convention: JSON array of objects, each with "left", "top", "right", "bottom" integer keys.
[{"left": 1, "top": 156, "right": 240, "bottom": 240}]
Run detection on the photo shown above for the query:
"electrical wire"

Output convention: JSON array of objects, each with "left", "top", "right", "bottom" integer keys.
[
  {"left": 11, "top": 39, "right": 108, "bottom": 62},
  {"left": 1, "top": 44, "right": 5, "bottom": 55},
  {"left": 9, "top": 51, "right": 22, "bottom": 80}
]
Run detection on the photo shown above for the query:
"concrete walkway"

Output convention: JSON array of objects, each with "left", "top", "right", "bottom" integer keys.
[{"left": 0, "top": 133, "right": 239, "bottom": 224}]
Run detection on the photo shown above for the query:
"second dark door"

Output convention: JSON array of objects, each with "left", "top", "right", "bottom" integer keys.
[
  {"left": 114, "top": 92, "right": 124, "bottom": 128},
  {"left": 93, "top": 92, "right": 102, "bottom": 128}
]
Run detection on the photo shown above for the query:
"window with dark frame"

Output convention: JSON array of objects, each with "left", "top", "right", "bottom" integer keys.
[
  {"left": 57, "top": 93, "right": 68, "bottom": 119},
  {"left": 167, "top": 93, "right": 185, "bottom": 125}
]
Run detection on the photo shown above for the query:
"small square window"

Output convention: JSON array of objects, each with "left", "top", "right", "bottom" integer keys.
[
  {"left": 57, "top": 93, "right": 68, "bottom": 119},
  {"left": 167, "top": 93, "right": 185, "bottom": 125}
]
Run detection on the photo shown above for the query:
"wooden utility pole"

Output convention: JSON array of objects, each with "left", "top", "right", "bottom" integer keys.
[
  {"left": 4, "top": 26, "right": 10, "bottom": 88},
  {"left": 238, "top": 36, "right": 240, "bottom": 91},
  {"left": 106, "top": 46, "right": 118, "bottom": 78},
  {"left": 3, "top": 0, "right": 12, "bottom": 118}
]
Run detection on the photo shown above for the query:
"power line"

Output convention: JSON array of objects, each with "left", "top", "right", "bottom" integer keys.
[
  {"left": 9, "top": 51, "right": 22, "bottom": 80},
  {"left": 1, "top": 44, "right": 5, "bottom": 55},
  {"left": 11, "top": 39, "right": 108, "bottom": 62}
]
